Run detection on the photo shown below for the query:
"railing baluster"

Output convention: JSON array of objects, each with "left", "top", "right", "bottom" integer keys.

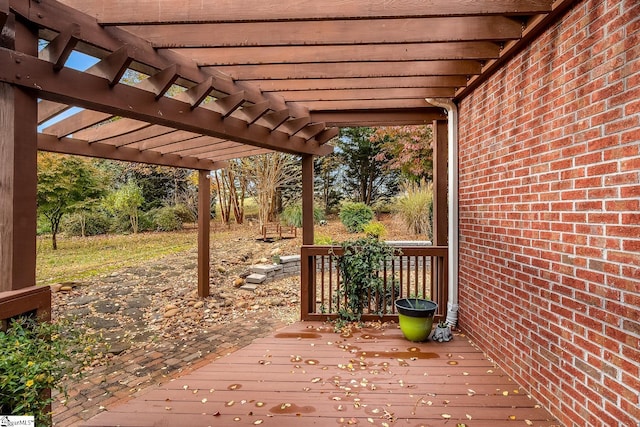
[{"left": 301, "top": 245, "right": 447, "bottom": 320}]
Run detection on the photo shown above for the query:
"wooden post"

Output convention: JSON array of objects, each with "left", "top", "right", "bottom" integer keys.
[
  {"left": 432, "top": 120, "right": 448, "bottom": 246},
  {"left": 300, "top": 155, "right": 315, "bottom": 319},
  {"left": 197, "top": 170, "right": 210, "bottom": 297},
  {"left": 301, "top": 154, "right": 314, "bottom": 245},
  {"left": 0, "top": 16, "right": 38, "bottom": 292}
]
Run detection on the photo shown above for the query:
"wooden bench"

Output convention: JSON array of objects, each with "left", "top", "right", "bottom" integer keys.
[{"left": 260, "top": 224, "right": 297, "bottom": 241}]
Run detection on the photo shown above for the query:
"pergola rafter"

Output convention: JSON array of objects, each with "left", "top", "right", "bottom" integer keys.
[{"left": 0, "top": 0, "right": 575, "bottom": 299}]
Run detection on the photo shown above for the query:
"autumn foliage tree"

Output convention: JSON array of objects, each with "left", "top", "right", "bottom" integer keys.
[
  {"left": 373, "top": 125, "right": 433, "bottom": 182},
  {"left": 37, "top": 153, "right": 106, "bottom": 249}
]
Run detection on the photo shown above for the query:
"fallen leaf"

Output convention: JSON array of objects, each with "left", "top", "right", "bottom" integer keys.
[
  {"left": 253, "top": 420, "right": 263, "bottom": 425},
  {"left": 442, "top": 413, "right": 452, "bottom": 419},
  {"left": 508, "top": 415, "right": 516, "bottom": 420},
  {"left": 311, "top": 377, "right": 321, "bottom": 383},
  {"left": 201, "top": 398, "right": 207, "bottom": 403},
  {"left": 525, "top": 420, "right": 533, "bottom": 426},
  {"left": 503, "top": 391, "right": 509, "bottom": 396},
  {"left": 213, "top": 411, "right": 221, "bottom": 416},
  {"left": 226, "top": 400, "right": 235, "bottom": 406},
  {"left": 164, "top": 406, "right": 171, "bottom": 411},
  {"left": 256, "top": 402, "right": 264, "bottom": 407},
  {"left": 466, "top": 414, "right": 472, "bottom": 420}
]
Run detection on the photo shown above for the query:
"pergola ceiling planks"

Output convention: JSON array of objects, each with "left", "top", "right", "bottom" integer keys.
[
  {"left": 124, "top": 17, "right": 524, "bottom": 47},
  {"left": 1, "top": 0, "right": 570, "bottom": 172},
  {"left": 62, "top": 0, "right": 566, "bottom": 124},
  {"left": 37, "top": 134, "right": 226, "bottom": 170},
  {"left": 56, "top": 0, "right": 554, "bottom": 23}
]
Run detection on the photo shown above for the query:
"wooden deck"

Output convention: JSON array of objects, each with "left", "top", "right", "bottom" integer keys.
[{"left": 82, "top": 322, "right": 559, "bottom": 427}]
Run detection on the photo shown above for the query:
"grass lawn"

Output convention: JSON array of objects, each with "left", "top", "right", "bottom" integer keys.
[{"left": 36, "top": 230, "right": 197, "bottom": 286}]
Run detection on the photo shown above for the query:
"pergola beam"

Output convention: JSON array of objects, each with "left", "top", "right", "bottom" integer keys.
[
  {"left": 99, "top": 124, "right": 174, "bottom": 147},
  {"left": 0, "top": 48, "right": 332, "bottom": 155},
  {"left": 208, "top": 61, "right": 482, "bottom": 81},
  {"left": 38, "top": 23, "right": 80, "bottom": 71},
  {"left": 201, "top": 147, "right": 272, "bottom": 162},
  {"left": 130, "top": 17, "right": 523, "bottom": 48},
  {"left": 37, "top": 133, "right": 225, "bottom": 170},
  {"left": 274, "top": 88, "right": 456, "bottom": 102},
  {"left": 153, "top": 136, "right": 230, "bottom": 155},
  {"left": 136, "top": 64, "right": 179, "bottom": 99},
  {"left": 0, "top": 0, "right": 7, "bottom": 32},
  {"left": 57, "top": 0, "right": 553, "bottom": 23},
  {"left": 246, "top": 76, "right": 469, "bottom": 92},
  {"left": 302, "top": 99, "right": 444, "bottom": 111},
  {"left": 127, "top": 130, "right": 200, "bottom": 151},
  {"left": 310, "top": 109, "right": 448, "bottom": 126},
  {"left": 72, "top": 118, "right": 150, "bottom": 143},
  {"left": 188, "top": 42, "right": 501, "bottom": 66}
]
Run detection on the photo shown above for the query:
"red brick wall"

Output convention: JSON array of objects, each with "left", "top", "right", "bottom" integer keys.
[{"left": 457, "top": 1, "right": 639, "bottom": 425}]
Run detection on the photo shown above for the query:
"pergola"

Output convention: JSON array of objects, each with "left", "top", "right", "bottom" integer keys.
[
  {"left": 1, "top": 0, "right": 572, "bottom": 304},
  {"left": 5, "top": 1, "right": 640, "bottom": 426}
]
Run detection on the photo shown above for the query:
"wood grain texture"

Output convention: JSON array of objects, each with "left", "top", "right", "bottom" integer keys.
[
  {"left": 58, "top": 0, "right": 552, "bottom": 24},
  {"left": 81, "top": 321, "right": 559, "bottom": 427}
]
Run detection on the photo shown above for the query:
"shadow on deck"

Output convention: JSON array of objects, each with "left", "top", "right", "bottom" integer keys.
[{"left": 81, "top": 321, "right": 559, "bottom": 427}]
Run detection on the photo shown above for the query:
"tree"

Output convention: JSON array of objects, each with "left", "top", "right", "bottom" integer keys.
[
  {"left": 314, "top": 153, "right": 341, "bottom": 215},
  {"left": 337, "top": 127, "right": 399, "bottom": 205},
  {"left": 108, "top": 180, "right": 144, "bottom": 233},
  {"left": 243, "top": 153, "right": 300, "bottom": 227},
  {"left": 37, "top": 153, "right": 105, "bottom": 249},
  {"left": 373, "top": 125, "right": 434, "bottom": 182},
  {"left": 213, "top": 160, "right": 248, "bottom": 225}
]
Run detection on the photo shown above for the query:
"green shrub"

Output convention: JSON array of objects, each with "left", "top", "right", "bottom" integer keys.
[
  {"left": 152, "top": 206, "right": 183, "bottom": 231},
  {"left": 281, "top": 203, "right": 325, "bottom": 228},
  {"left": 395, "top": 180, "right": 433, "bottom": 238},
  {"left": 137, "top": 210, "right": 156, "bottom": 232},
  {"left": 0, "top": 318, "right": 98, "bottom": 425},
  {"left": 61, "top": 211, "right": 111, "bottom": 237},
  {"left": 314, "top": 233, "right": 336, "bottom": 245},
  {"left": 172, "top": 203, "right": 195, "bottom": 223},
  {"left": 36, "top": 215, "right": 52, "bottom": 235},
  {"left": 339, "top": 202, "right": 374, "bottom": 233},
  {"left": 362, "top": 221, "right": 387, "bottom": 239}
]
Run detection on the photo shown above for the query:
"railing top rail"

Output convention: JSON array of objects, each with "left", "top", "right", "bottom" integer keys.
[{"left": 301, "top": 244, "right": 448, "bottom": 257}]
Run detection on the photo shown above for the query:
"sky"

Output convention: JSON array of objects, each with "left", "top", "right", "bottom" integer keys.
[{"left": 38, "top": 49, "right": 100, "bottom": 131}]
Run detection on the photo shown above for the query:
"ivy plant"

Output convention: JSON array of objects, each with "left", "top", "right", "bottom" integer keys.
[{"left": 333, "top": 236, "right": 396, "bottom": 324}]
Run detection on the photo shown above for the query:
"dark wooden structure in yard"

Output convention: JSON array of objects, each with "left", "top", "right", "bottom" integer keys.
[{"left": 1, "top": 1, "right": 638, "bottom": 425}]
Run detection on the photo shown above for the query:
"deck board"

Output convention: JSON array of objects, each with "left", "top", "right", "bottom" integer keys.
[{"left": 82, "top": 322, "right": 560, "bottom": 427}]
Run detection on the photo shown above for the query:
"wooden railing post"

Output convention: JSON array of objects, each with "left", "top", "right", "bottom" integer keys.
[
  {"left": 300, "top": 155, "right": 315, "bottom": 320},
  {"left": 197, "top": 170, "right": 211, "bottom": 297}
]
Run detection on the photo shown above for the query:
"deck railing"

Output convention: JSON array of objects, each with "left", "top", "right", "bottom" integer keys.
[{"left": 301, "top": 244, "right": 448, "bottom": 321}]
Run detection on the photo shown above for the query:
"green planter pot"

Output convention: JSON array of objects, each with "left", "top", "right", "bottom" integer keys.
[{"left": 395, "top": 298, "right": 438, "bottom": 342}]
